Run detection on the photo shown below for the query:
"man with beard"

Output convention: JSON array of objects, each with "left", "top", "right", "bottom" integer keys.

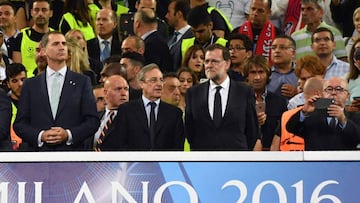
[
  {"left": 185, "top": 44, "right": 261, "bottom": 150},
  {"left": 12, "top": 0, "right": 53, "bottom": 78},
  {"left": 33, "top": 41, "right": 47, "bottom": 76}
]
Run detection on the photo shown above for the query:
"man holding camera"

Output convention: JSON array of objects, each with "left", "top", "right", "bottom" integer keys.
[{"left": 286, "top": 77, "right": 360, "bottom": 150}]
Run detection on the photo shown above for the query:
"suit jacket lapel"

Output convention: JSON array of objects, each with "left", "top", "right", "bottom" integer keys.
[
  {"left": 56, "top": 69, "right": 72, "bottom": 119},
  {"left": 136, "top": 99, "right": 149, "bottom": 131},
  {"left": 201, "top": 82, "right": 214, "bottom": 126},
  {"left": 40, "top": 72, "right": 53, "bottom": 121}
]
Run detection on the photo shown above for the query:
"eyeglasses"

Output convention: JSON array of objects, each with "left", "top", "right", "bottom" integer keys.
[
  {"left": 270, "top": 45, "right": 294, "bottom": 50},
  {"left": 228, "top": 46, "right": 246, "bottom": 51},
  {"left": 143, "top": 77, "right": 164, "bottom": 84},
  {"left": 324, "top": 86, "right": 348, "bottom": 94},
  {"left": 204, "top": 59, "right": 224, "bottom": 65}
]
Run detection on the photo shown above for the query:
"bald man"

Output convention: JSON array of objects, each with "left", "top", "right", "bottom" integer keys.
[{"left": 89, "top": 75, "right": 129, "bottom": 150}]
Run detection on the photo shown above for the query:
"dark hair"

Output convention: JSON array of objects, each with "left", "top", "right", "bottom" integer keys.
[
  {"left": 121, "top": 51, "right": 145, "bottom": 66},
  {"left": 311, "top": 27, "right": 334, "bottom": 43},
  {"left": 5, "top": 63, "right": 26, "bottom": 81},
  {"left": 187, "top": 5, "right": 211, "bottom": 27},
  {"left": 0, "top": 1, "right": 15, "bottom": 13},
  {"left": 40, "top": 31, "right": 64, "bottom": 47},
  {"left": 101, "top": 62, "right": 127, "bottom": 79},
  {"left": 348, "top": 37, "right": 360, "bottom": 81},
  {"left": 227, "top": 33, "right": 254, "bottom": 52},
  {"left": 274, "top": 35, "right": 296, "bottom": 49},
  {"left": 163, "top": 72, "right": 178, "bottom": 80},
  {"left": 182, "top": 45, "right": 204, "bottom": 67},
  {"left": 104, "top": 55, "right": 122, "bottom": 64},
  {"left": 243, "top": 55, "right": 271, "bottom": 80},
  {"left": 64, "top": 0, "right": 91, "bottom": 25},
  {"left": 205, "top": 44, "right": 231, "bottom": 61},
  {"left": 172, "top": 0, "right": 190, "bottom": 19},
  {"left": 301, "top": 0, "right": 322, "bottom": 9},
  {"left": 33, "top": 0, "right": 53, "bottom": 10},
  {"left": 177, "top": 66, "right": 198, "bottom": 85}
]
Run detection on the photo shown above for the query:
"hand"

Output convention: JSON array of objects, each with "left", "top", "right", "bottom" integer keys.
[
  {"left": 281, "top": 84, "right": 297, "bottom": 98},
  {"left": 350, "top": 99, "right": 360, "bottom": 112},
  {"left": 302, "top": 95, "right": 320, "bottom": 114},
  {"left": 41, "top": 127, "right": 68, "bottom": 145},
  {"left": 257, "top": 112, "right": 267, "bottom": 126},
  {"left": 328, "top": 104, "right": 346, "bottom": 124}
]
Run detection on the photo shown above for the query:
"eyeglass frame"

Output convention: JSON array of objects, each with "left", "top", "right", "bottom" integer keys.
[{"left": 323, "top": 86, "right": 348, "bottom": 94}]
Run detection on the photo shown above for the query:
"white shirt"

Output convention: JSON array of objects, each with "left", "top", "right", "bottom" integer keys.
[
  {"left": 98, "top": 36, "right": 113, "bottom": 52},
  {"left": 176, "top": 25, "right": 191, "bottom": 42},
  {"left": 208, "top": 76, "right": 230, "bottom": 118}
]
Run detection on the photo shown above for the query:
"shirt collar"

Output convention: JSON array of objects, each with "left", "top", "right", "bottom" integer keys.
[
  {"left": 142, "top": 95, "right": 160, "bottom": 107},
  {"left": 98, "top": 36, "right": 113, "bottom": 43},
  {"left": 177, "top": 25, "right": 191, "bottom": 35},
  {"left": 141, "top": 29, "right": 157, "bottom": 40},
  {"left": 209, "top": 75, "right": 230, "bottom": 91},
  {"left": 46, "top": 65, "right": 67, "bottom": 77}
]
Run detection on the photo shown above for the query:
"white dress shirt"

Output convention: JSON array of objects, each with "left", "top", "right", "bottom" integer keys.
[{"left": 208, "top": 76, "right": 230, "bottom": 118}]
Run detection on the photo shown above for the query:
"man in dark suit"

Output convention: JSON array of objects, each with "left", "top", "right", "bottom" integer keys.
[
  {"left": 14, "top": 31, "right": 99, "bottom": 151},
  {"left": 185, "top": 44, "right": 261, "bottom": 150},
  {"left": 286, "top": 77, "right": 360, "bottom": 150},
  {"left": 243, "top": 55, "right": 287, "bottom": 150},
  {"left": 100, "top": 63, "right": 184, "bottom": 151},
  {"left": 0, "top": 88, "right": 12, "bottom": 151},
  {"left": 165, "top": 0, "right": 194, "bottom": 71},
  {"left": 87, "top": 8, "right": 122, "bottom": 63},
  {"left": 134, "top": 9, "right": 173, "bottom": 73}
]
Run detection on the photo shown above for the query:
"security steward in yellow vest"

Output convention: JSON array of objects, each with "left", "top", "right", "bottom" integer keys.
[
  {"left": 14, "top": 27, "right": 54, "bottom": 78},
  {"left": 195, "top": 3, "right": 233, "bottom": 39},
  {"left": 181, "top": 5, "right": 227, "bottom": 60},
  {"left": 59, "top": 12, "right": 96, "bottom": 41}
]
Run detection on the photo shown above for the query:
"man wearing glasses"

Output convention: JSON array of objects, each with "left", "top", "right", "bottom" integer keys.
[
  {"left": 226, "top": 33, "right": 253, "bottom": 82},
  {"left": 267, "top": 35, "right": 298, "bottom": 100},
  {"left": 286, "top": 77, "right": 360, "bottom": 150},
  {"left": 185, "top": 44, "right": 261, "bottom": 150},
  {"left": 100, "top": 63, "right": 184, "bottom": 151}
]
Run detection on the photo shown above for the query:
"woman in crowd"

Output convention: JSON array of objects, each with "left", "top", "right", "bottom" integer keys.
[
  {"left": 66, "top": 37, "right": 97, "bottom": 86},
  {"left": 346, "top": 37, "right": 360, "bottom": 112},
  {"left": 346, "top": 7, "right": 360, "bottom": 56},
  {"left": 59, "top": 0, "right": 95, "bottom": 41},
  {"left": 177, "top": 66, "right": 197, "bottom": 112},
  {"left": 182, "top": 45, "right": 206, "bottom": 83},
  {"left": 65, "top": 29, "right": 103, "bottom": 81}
]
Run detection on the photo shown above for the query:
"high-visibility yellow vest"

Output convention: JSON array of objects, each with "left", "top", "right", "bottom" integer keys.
[
  {"left": 207, "top": 6, "right": 233, "bottom": 33},
  {"left": 60, "top": 12, "right": 96, "bottom": 41},
  {"left": 88, "top": 3, "right": 129, "bottom": 26},
  {"left": 181, "top": 37, "right": 227, "bottom": 60},
  {"left": 20, "top": 27, "right": 54, "bottom": 78}
]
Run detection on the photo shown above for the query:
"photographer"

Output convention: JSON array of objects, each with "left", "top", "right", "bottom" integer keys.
[{"left": 286, "top": 77, "right": 360, "bottom": 150}]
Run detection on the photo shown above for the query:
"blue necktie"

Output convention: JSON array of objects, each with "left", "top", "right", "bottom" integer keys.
[
  {"left": 101, "top": 40, "right": 110, "bottom": 62},
  {"left": 168, "top": 31, "right": 180, "bottom": 48}
]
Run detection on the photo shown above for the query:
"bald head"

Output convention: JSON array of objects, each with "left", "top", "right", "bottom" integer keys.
[
  {"left": 104, "top": 75, "right": 129, "bottom": 109},
  {"left": 303, "top": 77, "right": 324, "bottom": 99}
]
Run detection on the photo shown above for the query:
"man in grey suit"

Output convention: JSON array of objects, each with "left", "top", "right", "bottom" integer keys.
[
  {"left": 14, "top": 31, "right": 99, "bottom": 151},
  {"left": 185, "top": 44, "right": 261, "bottom": 150}
]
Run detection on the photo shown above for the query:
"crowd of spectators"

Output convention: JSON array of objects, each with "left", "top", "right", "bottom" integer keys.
[{"left": 1, "top": 0, "right": 360, "bottom": 152}]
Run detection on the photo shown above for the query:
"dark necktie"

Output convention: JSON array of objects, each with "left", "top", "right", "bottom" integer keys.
[
  {"left": 101, "top": 40, "right": 110, "bottom": 62},
  {"left": 95, "top": 110, "right": 115, "bottom": 151},
  {"left": 213, "top": 86, "right": 222, "bottom": 127},
  {"left": 168, "top": 31, "right": 180, "bottom": 48},
  {"left": 149, "top": 102, "right": 156, "bottom": 149}
]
